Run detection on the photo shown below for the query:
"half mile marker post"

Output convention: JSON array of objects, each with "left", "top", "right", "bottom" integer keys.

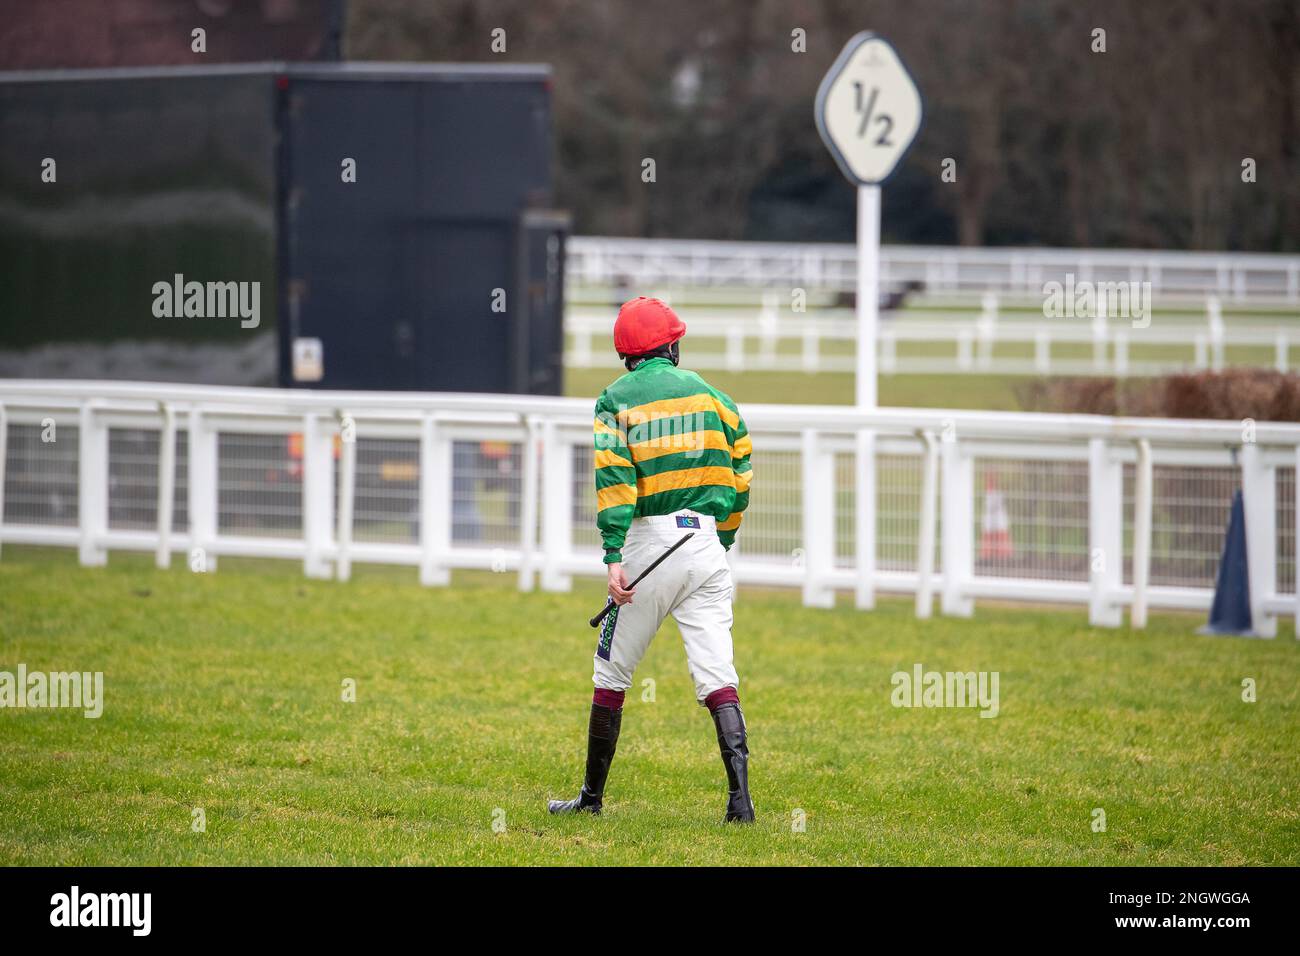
[{"left": 815, "top": 32, "right": 923, "bottom": 608}]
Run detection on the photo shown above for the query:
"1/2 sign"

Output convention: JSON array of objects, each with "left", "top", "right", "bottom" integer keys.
[{"left": 815, "top": 33, "right": 923, "bottom": 186}]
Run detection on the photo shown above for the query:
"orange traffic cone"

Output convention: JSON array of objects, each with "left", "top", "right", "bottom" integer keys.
[{"left": 979, "top": 474, "right": 1013, "bottom": 560}]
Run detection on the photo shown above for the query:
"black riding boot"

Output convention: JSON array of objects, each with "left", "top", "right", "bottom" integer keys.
[
  {"left": 711, "top": 702, "right": 754, "bottom": 823},
  {"left": 548, "top": 703, "right": 622, "bottom": 815}
]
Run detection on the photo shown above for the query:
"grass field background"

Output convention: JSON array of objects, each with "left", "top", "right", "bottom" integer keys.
[{"left": 2, "top": 546, "right": 1297, "bottom": 866}]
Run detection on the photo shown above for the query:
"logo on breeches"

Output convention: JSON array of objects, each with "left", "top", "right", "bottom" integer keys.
[
  {"left": 596, "top": 606, "right": 620, "bottom": 660},
  {"left": 676, "top": 515, "right": 701, "bottom": 529}
]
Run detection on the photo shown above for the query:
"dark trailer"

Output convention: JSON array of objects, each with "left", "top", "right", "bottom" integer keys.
[{"left": 0, "top": 62, "right": 567, "bottom": 394}]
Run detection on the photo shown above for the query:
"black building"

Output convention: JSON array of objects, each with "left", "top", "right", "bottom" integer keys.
[{"left": 0, "top": 62, "right": 567, "bottom": 394}]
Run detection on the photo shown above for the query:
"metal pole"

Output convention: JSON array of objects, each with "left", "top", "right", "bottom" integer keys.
[
  {"left": 856, "top": 184, "right": 880, "bottom": 410},
  {"left": 856, "top": 185, "right": 881, "bottom": 611}
]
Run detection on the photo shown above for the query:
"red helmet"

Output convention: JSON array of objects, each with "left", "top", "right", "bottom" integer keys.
[{"left": 613, "top": 297, "right": 686, "bottom": 355}]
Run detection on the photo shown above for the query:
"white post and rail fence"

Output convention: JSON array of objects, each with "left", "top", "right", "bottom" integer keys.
[
  {"left": 566, "top": 295, "right": 1300, "bottom": 378},
  {"left": 1, "top": 380, "right": 1297, "bottom": 635},
  {"left": 566, "top": 236, "right": 1300, "bottom": 303}
]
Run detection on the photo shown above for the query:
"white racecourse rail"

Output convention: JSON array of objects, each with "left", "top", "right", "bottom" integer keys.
[
  {"left": 567, "top": 236, "right": 1300, "bottom": 302},
  {"left": 2, "top": 379, "right": 1298, "bottom": 634},
  {"left": 566, "top": 295, "right": 1300, "bottom": 378}
]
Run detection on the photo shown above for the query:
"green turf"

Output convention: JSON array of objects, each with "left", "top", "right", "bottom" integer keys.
[{"left": 1, "top": 546, "right": 1296, "bottom": 865}]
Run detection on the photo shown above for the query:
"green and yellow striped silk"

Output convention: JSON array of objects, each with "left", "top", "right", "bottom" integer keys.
[{"left": 593, "top": 357, "right": 752, "bottom": 563}]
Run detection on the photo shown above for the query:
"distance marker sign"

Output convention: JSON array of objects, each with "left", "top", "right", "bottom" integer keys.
[{"left": 815, "top": 33, "right": 923, "bottom": 186}]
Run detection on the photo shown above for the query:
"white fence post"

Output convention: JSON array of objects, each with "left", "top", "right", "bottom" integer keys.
[
  {"left": 155, "top": 402, "right": 176, "bottom": 569},
  {"left": 517, "top": 416, "right": 541, "bottom": 592},
  {"left": 915, "top": 430, "right": 939, "bottom": 619},
  {"left": 802, "top": 324, "right": 819, "bottom": 373},
  {"left": 540, "top": 420, "right": 573, "bottom": 592},
  {"left": 725, "top": 327, "right": 744, "bottom": 372},
  {"left": 801, "top": 429, "right": 835, "bottom": 608},
  {"left": 1034, "top": 330, "right": 1051, "bottom": 375},
  {"left": 1295, "top": 444, "right": 1300, "bottom": 636},
  {"left": 940, "top": 432, "right": 973, "bottom": 617},
  {"left": 1240, "top": 442, "right": 1277, "bottom": 637},
  {"left": 957, "top": 330, "right": 974, "bottom": 371},
  {"left": 573, "top": 327, "right": 592, "bottom": 367},
  {"left": 419, "top": 414, "right": 451, "bottom": 587},
  {"left": 1088, "top": 438, "right": 1122, "bottom": 627},
  {"left": 1131, "top": 439, "right": 1153, "bottom": 629},
  {"left": 1275, "top": 331, "right": 1288, "bottom": 374},
  {"left": 77, "top": 401, "right": 107, "bottom": 567},
  {"left": 1091, "top": 312, "right": 1109, "bottom": 373},
  {"left": 977, "top": 294, "right": 997, "bottom": 369},
  {"left": 187, "top": 408, "right": 218, "bottom": 573},
  {"left": 880, "top": 329, "right": 897, "bottom": 374},
  {"left": 335, "top": 412, "right": 356, "bottom": 583},
  {"left": 301, "top": 412, "right": 335, "bottom": 579},
  {"left": 854, "top": 429, "right": 876, "bottom": 610},
  {"left": 759, "top": 293, "right": 778, "bottom": 367},
  {"left": 1208, "top": 297, "right": 1225, "bottom": 370}
]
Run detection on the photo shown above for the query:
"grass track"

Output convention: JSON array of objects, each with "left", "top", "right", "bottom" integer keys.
[{"left": 1, "top": 547, "right": 1297, "bottom": 865}]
